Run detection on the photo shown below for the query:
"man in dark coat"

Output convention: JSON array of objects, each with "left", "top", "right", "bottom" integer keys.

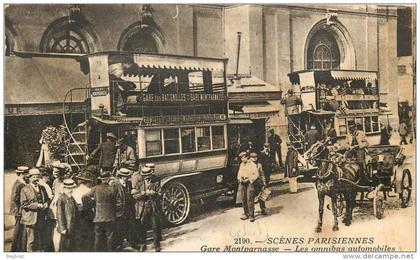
[
  {"left": 84, "top": 171, "right": 117, "bottom": 251},
  {"left": 114, "top": 138, "right": 137, "bottom": 173},
  {"left": 249, "top": 153, "right": 268, "bottom": 216},
  {"left": 132, "top": 166, "right": 162, "bottom": 252},
  {"left": 259, "top": 143, "right": 273, "bottom": 186},
  {"left": 56, "top": 179, "right": 78, "bottom": 252},
  {"left": 20, "top": 168, "right": 51, "bottom": 252},
  {"left": 11, "top": 166, "right": 29, "bottom": 252},
  {"left": 10, "top": 166, "right": 29, "bottom": 224},
  {"left": 73, "top": 172, "right": 96, "bottom": 251},
  {"left": 323, "top": 120, "right": 337, "bottom": 145},
  {"left": 87, "top": 133, "right": 118, "bottom": 171},
  {"left": 110, "top": 168, "right": 132, "bottom": 250},
  {"left": 379, "top": 123, "right": 392, "bottom": 145},
  {"left": 268, "top": 129, "right": 283, "bottom": 168},
  {"left": 285, "top": 143, "right": 300, "bottom": 193},
  {"left": 304, "top": 124, "right": 320, "bottom": 150}
]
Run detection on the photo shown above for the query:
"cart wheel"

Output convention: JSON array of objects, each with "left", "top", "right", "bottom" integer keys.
[
  {"left": 162, "top": 181, "right": 191, "bottom": 225},
  {"left": 336, "top": 193, "right": 346, "bottom": 217},
  {"left": 399, "top": 169, "right": 412, "bottom": 208},
  {"left": 373, "top": 184, "right": 385, "bottom": 219}
]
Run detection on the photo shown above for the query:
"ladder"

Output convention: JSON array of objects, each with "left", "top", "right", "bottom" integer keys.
[
  {"left": 287, "top": 114, "right": 305, "bottom": 154},
  {"left": 66, "top": 121, "right": 88, "bottom": 169},
  {"left": 62, "top": 87, "right": 90, "bottom": 171}
]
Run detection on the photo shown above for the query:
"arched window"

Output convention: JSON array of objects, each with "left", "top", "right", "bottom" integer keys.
[
  {"left": 40, "top": 17, "right": 99, "bottom": 54},
  {"left": 118, "top": 22, "right": 166, "bottom": 54},
  {"left": 123, "top": 30, "right": 159, "bottom": 54},
  {"left": 306, "top": 29, "right": 340, "bottom": 70}
]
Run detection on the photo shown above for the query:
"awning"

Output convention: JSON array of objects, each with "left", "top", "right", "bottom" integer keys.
[
  {"left": 306, "top": 110, "right": 336, "bottom": 116},
  {"left": 5, "top": 56, "right": 88, "bottom": 105},
  {"left": 229, "top": 102, "right": 278, "bottom": 119},
  {"left": 242, "top": 103, "right": 278, "bottom": 114},
  {"left": 330, "top": 70, "right": 377, "bottom": 81},
  {"left": 133, "top": 53, "right": 225, "bottom": 72},
  {"left": 228, "top": 118, "right": 253, "bottom": 124},
  {"left": 227, "top": 75, "right": 280, "bottom": 93}
]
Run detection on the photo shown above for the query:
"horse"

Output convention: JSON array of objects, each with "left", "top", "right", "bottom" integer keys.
[{"left": 306, "top": 141, "right": 360, "bottom": 232}]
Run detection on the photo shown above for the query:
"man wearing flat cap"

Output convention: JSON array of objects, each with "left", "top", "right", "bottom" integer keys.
[
  {"left": 87, "top": 132, "right": 118, "bottom": 172},
  {"left": 56, "top": 179, "right": 78, "bottom": 251},
  {"left": 84, "top": 171, "right": 117, "bottom": 251},
  {"left": 20, "top": 168, "right": 51, "bottom": 251},
  {"left": 132, "top": 166, "right": 162, "bottom": 252},
  {"left": 10, "top": 166, "right": 29, "bottom": 252}
]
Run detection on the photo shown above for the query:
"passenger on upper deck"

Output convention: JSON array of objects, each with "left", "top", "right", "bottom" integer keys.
[
  {"left": 281, "top": 89, "right": 302, "bottom": 116},
  {"left": 109, "top": 61, "right": 136, "bottom": 116}
]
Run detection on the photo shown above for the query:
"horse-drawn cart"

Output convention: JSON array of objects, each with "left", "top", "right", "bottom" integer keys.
[
  {"left": 305, "top": 141, "right": 413, "bottom": 225},
  {"left": 363, "top": 145, "right": 412, "bottom": 219}
]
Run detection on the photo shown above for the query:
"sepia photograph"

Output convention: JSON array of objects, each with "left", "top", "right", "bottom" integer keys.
[{"left": 2, "top": 2, "right": 417, "bottom": 255}]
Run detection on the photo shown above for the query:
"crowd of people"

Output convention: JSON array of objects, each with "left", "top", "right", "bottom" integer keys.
[
  {"left": 9, "top": 134, "right": 163, "bottom": 252},
  {"left": 9, "top": 111, "right": 412, "bottom": 252}
]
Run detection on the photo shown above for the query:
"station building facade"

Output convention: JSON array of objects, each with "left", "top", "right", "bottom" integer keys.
[{"left": 5, "top": 4, "right": 399, "bottom": 167}]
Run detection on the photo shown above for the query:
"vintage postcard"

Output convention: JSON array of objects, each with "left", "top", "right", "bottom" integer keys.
[{"left": 2, "top": 2, "right": 416, "bottom": 256}]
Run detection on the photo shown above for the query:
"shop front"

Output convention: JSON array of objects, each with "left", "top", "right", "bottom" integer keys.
[{"left": 227, "top": 75, "right": 282, "bottom": 155}]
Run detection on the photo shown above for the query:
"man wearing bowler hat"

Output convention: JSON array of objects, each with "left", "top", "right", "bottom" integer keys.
[
  {"left": 87, "top": 132, "right": 118, "bottom": 171},
  {"left": 132, "top": 166, "right": 162, "bottom": 252},
  {"left": 56, "top": 179, "right": 78, "bottom": 251},
  {"left": 85, "top": 171, "right": 117, "bottom": 251},
  {"left": 20, "top": 168, "right": 50, "bottom": 251}
]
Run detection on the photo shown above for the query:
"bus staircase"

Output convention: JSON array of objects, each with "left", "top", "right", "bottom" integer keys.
[
  {"left": 287, "top": 115, "right": 305, "bottom": 154},
  {"left": 62, "top": 87, "right": 90, "bottom": 171}
]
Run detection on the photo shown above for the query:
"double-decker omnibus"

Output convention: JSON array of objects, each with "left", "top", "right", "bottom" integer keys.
[
  {"left": 66, "top": 52, "right": 231, "bottom": 225},
  {"left": 286, "top": 69, "right": 389, "bottom": 153}
]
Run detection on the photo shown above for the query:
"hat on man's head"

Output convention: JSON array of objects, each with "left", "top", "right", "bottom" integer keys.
[
  {"left": 106, "top": 132, "right": 117, "bottom": 140},
  {"left": 145, "top": 163, "right": 155, "bottom": 170},
  {"left": 238, "top": 152, "right": 248, "bottom": 158},
  {"left": 250, "top": 152, "right": 258, "bottom": 161},
  {"left": 28, "top": 168, "right": 41, "bottom": 177},
  {"left": 63, "top": 179, "right": 77, "bottom": 189},
  {"left": 287, "top": 89, "right": 293, "bottom": 94},
  {"left": 75, "top": 172, "right": 95, "bottom": 182},
  {"left": 269, "top": 129, "right": 275, "bottom": 133},
  {"left": 117, "top": 168, "right": 131, "bottom": 178},
  {"left": 54, "top": 163, "right": 71, "bottom": 174},
  {"left": 98, "top": 171, "right": 111, "bottom": 180},
  {"left": 140, "top": 166, "right": 153, "bottom": 176},
  {"left": 16, "top": 166, "right": 29, "bottom": 174}
]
